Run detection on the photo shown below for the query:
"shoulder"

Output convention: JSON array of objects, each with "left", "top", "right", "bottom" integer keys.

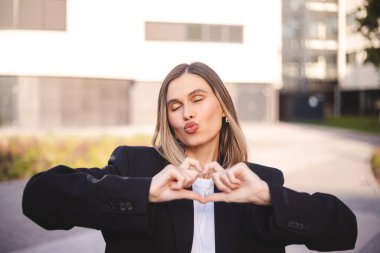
[
  {"left": 108, "top": 146, "right": 166, "bottom": 176},
  {"left": 246, "top": 162, "right": 284, "bottom": 185},
  {"left": 109, "top": 145, "right": 159, "bottom": 161}
]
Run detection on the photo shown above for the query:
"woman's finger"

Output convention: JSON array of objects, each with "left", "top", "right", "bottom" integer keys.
[
  {"left": 172, "top": 189, "right": 203, "bottom": 202},
  {"left": 203, "top": 192, "right": 229, "bottom": 203},
  {"left": 203, "top": 161, "right": 224, "bottom": 173},
  {"left": 169, "top": 168, "right": 186, "bottom": 190},
  {"left": 184, "top": 169, "right": 199, "bottom": 183},
  {"left": 201, "top": 161, "right": 225, "bottom": 177},
  {"left": 212, "top": 173, "right": 231, "bottom": 193},
  {"left": 226, "top": 169, "right": 242, "bottom": 185},
  {"left": 182, "top": 172, "right": 197, "bottom": 188},
  {"left": 219, "top": 173, "right": 239, "bottom": 190},
  {"left": 180, "top": 157, "right": 202, "bottom": 172}
]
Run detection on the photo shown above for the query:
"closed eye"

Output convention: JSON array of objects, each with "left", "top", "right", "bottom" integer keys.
[
  {"left": 171, "top": 104, "right": 182, "bottom": 111},
  {"left": 192, "top": 95, "right": 204, "bottom": 103}
]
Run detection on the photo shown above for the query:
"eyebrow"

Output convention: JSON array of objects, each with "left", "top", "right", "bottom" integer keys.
[{"left": 166, "top": 89, "right": 208, "bottom": 105}]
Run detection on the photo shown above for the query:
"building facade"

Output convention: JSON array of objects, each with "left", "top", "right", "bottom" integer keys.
[
  {"left": 282, "top": 0, "right": 339, "bottom": 93},
  {"left": 338, "top": 0, "right": 380, "bottom": 117},
  {"left": 0, "top": 0, "right": 282, "bottom": 128},
  {"left": 281, "top": 0, "right": 379, "bottom": 120},
  {"left": 281, "top": 0, "right": 339, "bottom": 120}
]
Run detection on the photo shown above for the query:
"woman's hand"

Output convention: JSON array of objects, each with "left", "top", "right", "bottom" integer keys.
[
  {"left": 149, "top": 158, "right": 203, "bottom": 203},
  {"left": 200, "top": 161, "right": 224, "bottom": 179},
  {"left": 204, "top": 162, "right": 272, "bottom": 205}
]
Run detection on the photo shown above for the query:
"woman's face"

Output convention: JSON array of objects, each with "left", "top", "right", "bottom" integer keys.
[{"left": 166, "top": 73, "right": 225, "bottom": 149}]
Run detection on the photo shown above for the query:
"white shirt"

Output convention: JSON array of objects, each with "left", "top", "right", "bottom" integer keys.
[{"left": 191, "top": 178, "right": 215, "bottom": 253}]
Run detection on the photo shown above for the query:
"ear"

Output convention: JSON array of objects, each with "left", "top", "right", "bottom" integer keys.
[{"left": 222, "top": 111, "right": 226, "bottom": 117}]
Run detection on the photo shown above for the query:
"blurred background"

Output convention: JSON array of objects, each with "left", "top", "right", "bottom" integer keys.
[{"left": 0, "top": 0, "right": 379, "bottom": 252}]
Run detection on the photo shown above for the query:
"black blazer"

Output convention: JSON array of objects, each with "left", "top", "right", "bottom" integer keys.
[{"left": 22, "top": 146, "right": 357, "bottom": 253}]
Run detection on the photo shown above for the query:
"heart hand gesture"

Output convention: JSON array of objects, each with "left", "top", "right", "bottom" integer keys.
[
  {"left": 149, "top": 159, "right": 271, "bottom": 205},
  {"left": 204, "top": 162, "right": 271, "bottom": 205},
  {"left": 148, "top": 158, "right": 204, "bottom": 203}
]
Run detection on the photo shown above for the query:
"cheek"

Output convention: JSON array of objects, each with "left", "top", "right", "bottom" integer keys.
[
  {"left": 167, "top": 113, "right": 181, "bottom": 131},
  {"left": 203, "top": 101, "right": 223, "bottom": 121}
]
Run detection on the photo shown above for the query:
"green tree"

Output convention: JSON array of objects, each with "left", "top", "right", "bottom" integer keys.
[{"left": 356, "top": 0, "right": 380, "bottom": 69}]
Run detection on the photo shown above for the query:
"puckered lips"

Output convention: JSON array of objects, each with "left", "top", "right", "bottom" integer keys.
[{"left": 184, "top": 121, "right": 199, "bottom": 134}]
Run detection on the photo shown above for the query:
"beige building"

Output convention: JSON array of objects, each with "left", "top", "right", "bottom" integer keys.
[{"left": 0, "top": 0, "right": 282, "bottom": 129}]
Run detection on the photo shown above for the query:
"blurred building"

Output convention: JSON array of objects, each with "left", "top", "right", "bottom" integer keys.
[
  {"left": 0, "top": 0, "right": 282, "bottom": 128},
  {"left": 281, "top": 0, "right": 339, "bottom": 120},
  {"left": 339, "top": 0, "right": 380, "bottom": 116},
  {"left": 342, "top": 0, "right": 379, "bottom": 90},
  {"left": 281, "top": 0, "right": 379, "bottom": 121}
]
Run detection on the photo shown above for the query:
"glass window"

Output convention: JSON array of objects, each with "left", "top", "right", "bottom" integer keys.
[
  {"left": 0, "top": 0, "right": 66, "bottom": 30},
  {"left": 228, "top": 25, "right": 243, "bottom": 43},
  {"left": 187, "top": 24, "right": 202, "bottom": 41},
  {"left": 209, "top": 25, "right": 222, "bottom": 42},
  {"left": 145, "top": 22, "right": 185, "bottom": 41},
  {"left": 0, "top": 0, "right": 13, "bottom": 28},
  {"left": 145, "top": 22, "right": 243, "bottom": 43},
  {"left": 45, "top": 0, "right": 66, "bottom": 30},
  {"left": 0, "top": 76, "right": 17, "bottom": 127}
]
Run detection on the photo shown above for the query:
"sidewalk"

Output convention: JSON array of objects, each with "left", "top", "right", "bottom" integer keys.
[
  {"left": 1, "top": 122, "right": 379, "bottom": 253},
  {"left": 243, "top": 123, "right": 380, "bottom": 253}
]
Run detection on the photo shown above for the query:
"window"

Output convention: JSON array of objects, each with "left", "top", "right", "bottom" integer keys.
[
  {"left": 346, "top": 52, "right": 357, "bottom": 65},
  {"left": 0, "top": 76, "right": 17, "bottom": 126},
  {"left": 145, "top": 22, "right": 243, "bottom": 43},
  {"left": 0, "top": 0, "right": 66, "bottom": 30}
]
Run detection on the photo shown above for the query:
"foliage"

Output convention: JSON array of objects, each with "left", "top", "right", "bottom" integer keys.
[
  {"left": 303, "top": 116, "right": 380, "bottom": 134},
  {"left": 356, "top": 0, "right": 380, "bottom": 69},
  {"left": 371, "top": 148, "right": 380, "bottom": 183},
  {"left": 0, "top": 134, "right": 151, "bottom": 181}
]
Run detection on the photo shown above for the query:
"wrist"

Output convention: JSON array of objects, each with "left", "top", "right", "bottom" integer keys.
[
  {"left": 252, "top": 182, "right": 271, "bottom": 205},
  {"left": 148, "top": 177, "right": 159, "bottom": 202}
]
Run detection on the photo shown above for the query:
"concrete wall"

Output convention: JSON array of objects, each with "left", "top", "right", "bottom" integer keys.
[
  {"left": 129, "top": 81, "right": 278, "bottom": 126},
  {"left": 14, "top": 76, "right": 132, "bottom": 128},
  {"left": 0, "top": 77, "right": 277, "bottom": 128}
]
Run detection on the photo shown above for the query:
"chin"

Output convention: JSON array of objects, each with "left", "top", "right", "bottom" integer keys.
[{"left": 180, "top": 136, "right": 203, "bottom": 147}]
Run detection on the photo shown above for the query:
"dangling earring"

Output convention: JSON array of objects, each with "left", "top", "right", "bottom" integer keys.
[{"left": 225, "top": 117, "right": 229, "bottom": 123}]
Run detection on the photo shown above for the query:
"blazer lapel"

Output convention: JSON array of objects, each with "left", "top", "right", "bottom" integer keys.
[
  {"left": 166, "top": 198, "right": 194, "bottom": 253},
  {"left": 214, "top": 186, "right": 245, "bottom": 253}
]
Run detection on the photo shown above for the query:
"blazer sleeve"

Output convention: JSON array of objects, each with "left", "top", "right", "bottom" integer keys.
[
  {"left": 22, "top": 146, "right": 154, "bottom": 234},
  {"left": 252, "top": 166, "right": 357, "bottom": 251}
]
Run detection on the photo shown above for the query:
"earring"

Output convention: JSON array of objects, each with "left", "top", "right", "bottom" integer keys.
[{"left": 225, "top": 117, "right": 229, "bottom": 123}]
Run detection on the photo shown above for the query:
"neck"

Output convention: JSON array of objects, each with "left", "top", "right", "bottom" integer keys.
[{"left": 185, "top": 141, "right": 219, "bottom": 169}]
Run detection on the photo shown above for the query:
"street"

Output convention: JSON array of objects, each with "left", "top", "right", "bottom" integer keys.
[{"left": 1, "top": 122, "right": 380, "bottom": 253}]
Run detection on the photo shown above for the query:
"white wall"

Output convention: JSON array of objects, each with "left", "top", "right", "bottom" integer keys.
[{"left": 0, "top": 0, "right": 282, "bottom": 86}]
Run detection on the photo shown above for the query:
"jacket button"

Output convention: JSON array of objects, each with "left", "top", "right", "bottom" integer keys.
[
  {"left": 120, "top": 201, "right": 133, "bottom": 211},
  {"left": 125, "top": 201, "right": 133, "bottom": 211},
  {"left": 288, "top": 221, "right": 295, "bottom": 228},
  {"left": 119, "top": 202, "right": 127, "bottom": 211},
  {"left": 107, "top": 201, "right": 116, "bottom": 210}
]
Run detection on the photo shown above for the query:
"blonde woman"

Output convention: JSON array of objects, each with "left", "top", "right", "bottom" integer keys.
[{"left": 23, "top": 62, "right": 357, "bottom": 253}]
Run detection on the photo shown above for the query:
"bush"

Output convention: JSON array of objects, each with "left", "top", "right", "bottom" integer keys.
[
  {"left": 0, "top": 134, "right": 151, "bottom": 181},
  {"left": 304, "top": 116, "right": 380, "bottom": 134},
  {"left": 372, "top": 149, "right": 380, "bottom": 183}
]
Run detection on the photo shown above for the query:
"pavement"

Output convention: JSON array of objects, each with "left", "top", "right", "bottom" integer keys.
[{"left": 1, "top": 122, "right": 380, "bottom": 253}]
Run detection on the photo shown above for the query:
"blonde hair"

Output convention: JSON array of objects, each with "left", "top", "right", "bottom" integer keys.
[{"left": 152, "top": 62, "right": 247, "bottom": 168}]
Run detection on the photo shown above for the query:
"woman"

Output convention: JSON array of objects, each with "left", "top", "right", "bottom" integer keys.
[{"left": 22, "top": 62, "right": 357, "bottom": 253}]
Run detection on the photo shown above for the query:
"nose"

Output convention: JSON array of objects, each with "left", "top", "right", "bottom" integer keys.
[{"left": 183, "top": 103, "right": 195, "bottom": 120}]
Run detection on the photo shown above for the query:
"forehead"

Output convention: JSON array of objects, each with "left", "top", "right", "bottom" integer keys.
[{"left": 167, "top": 73, "right": 212, "bottom": 99}]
